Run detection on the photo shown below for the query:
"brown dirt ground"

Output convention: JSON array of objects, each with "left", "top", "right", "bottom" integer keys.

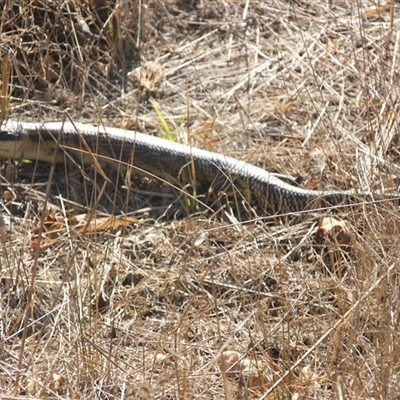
[{"left": 1, "top": 1, "right": 400, "bottom": 399}]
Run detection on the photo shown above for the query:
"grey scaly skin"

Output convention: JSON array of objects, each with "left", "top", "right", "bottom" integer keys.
[{"left": 0, "top": 120, "right": 397, "bottom": 213}]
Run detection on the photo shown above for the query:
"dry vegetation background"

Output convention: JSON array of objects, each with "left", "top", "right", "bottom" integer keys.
[{"left": 1, "top": 0, "right": 400, "bottom": 398}]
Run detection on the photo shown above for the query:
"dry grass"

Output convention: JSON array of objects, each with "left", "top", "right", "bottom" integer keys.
[{"left": 1, "top": 0, "right": 400, "bottom": 398}]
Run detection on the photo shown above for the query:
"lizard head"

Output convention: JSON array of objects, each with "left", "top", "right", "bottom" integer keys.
[{"left": 0, "top": 122, "right": 32, "bottom": 159}]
